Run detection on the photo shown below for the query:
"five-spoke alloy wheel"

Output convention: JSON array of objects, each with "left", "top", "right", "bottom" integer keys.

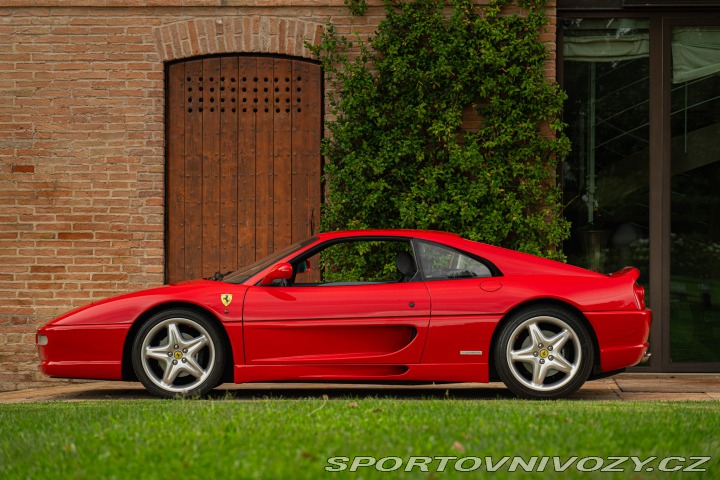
[
  {"left": 495, "top": 306, "right": 594, "bottom": 399},
  {"left": 132, "top": 309, "right": 225, "bottom": 398}
]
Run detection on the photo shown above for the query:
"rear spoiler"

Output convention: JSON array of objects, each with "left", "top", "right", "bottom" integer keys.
[{"left": 607, "top": 266, "right": 640, "bottom": 282}]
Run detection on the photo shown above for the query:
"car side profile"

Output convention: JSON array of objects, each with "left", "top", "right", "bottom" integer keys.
[{"left": 37, "top": 230, "right": 652, "bottom": 399}]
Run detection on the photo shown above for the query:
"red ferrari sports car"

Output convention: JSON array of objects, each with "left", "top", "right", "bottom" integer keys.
[{"left": 37, "top": 229, "right": 651, "bottom": 399}]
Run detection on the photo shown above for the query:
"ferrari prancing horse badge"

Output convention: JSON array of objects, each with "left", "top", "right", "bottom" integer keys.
[{"left": 221, "top": 294, "right": 233, "bottom": 307}]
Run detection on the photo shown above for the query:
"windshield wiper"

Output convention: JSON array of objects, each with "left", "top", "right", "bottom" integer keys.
[{"left": 210, "top": 270, "right": 233, "bottom": 281}]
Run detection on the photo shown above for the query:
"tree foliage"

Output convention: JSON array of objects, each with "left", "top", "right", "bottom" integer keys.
[{"left": 309, "top": 0, "right": 571, "bottom": 260}]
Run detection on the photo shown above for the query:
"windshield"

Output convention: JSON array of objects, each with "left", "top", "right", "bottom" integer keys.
[{"left": 221, "top": 236, "right": 318, "bottom": 284}]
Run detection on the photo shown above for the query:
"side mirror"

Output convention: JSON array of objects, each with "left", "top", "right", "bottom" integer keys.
[
  {"left": 297, "top": 259, "right": 312, "bottom": 274},
  {"left": 260, "top": 262, "right": 293, "bottom": 286}
]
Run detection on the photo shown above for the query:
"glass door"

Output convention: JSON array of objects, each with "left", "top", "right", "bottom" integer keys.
[
  {"left": 561, "top": 17, "right": 654, "bottom": 370},
  {"left": 561, "top": 13, "right": 720, "bottom": 371},
  {"left": 668, "top": 23, "right": 720, "bottom": 365},
  {"left": 561, "top": 18, "right": 651, "bottom": 281}
]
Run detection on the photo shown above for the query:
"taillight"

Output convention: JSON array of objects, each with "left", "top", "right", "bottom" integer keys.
[{"left": 634, "top": 283, "right": 646, "bottom": 309}]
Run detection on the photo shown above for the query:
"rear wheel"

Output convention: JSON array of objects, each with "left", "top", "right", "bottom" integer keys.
[
  {"left": 131, "top": 308, "right": 225, "bottom": 398},
  {"left": 494, "top": 306, "right": 594, "bottom": 400}
]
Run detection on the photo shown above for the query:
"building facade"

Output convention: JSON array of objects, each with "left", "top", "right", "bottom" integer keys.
[{"left": 0, "top": 0, "right": 717, "bottom": 391}]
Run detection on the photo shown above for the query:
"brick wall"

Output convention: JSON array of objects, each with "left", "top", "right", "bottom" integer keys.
[{"left": 0, "top": 0, "right": 556, "bottom": 392}]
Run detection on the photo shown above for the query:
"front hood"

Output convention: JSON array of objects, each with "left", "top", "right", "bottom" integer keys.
[{"left": 44, "top": 280, "right": 248, "bottom": 327}]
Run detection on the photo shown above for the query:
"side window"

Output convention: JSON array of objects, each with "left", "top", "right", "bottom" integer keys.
[
  {"left": 415, "top": 241, "right": 492, "bottom": 280},
  {"left": 294, "top": 239, "right": 416, "bottom": 285}
]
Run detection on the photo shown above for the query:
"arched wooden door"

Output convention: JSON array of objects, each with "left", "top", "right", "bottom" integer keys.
[{"left": 166, "top": 56, "right": 321, "bottom": 283}]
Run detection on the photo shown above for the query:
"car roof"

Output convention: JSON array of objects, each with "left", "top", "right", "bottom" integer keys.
[
  {"left": 313, "top": 229, "right": 602, "bottom": 278},
  {"left": 316, "top": 229, "right": 462, "bottom": 242}
]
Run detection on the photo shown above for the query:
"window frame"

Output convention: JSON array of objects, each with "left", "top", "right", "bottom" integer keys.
[
  {"left": 411, "top": 239, "right": 501, "bottom": 282},
  {"left": 287, "top": 235, "right": 418, "bottom": 286}
]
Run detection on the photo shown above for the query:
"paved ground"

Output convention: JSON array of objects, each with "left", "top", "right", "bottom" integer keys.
[{"left": 1, "top": 373, "right": 719, "bottom": 403}]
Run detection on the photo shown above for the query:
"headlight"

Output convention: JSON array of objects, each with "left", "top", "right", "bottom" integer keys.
[{"left": 37, "top": 334, "right": 48, "bottom": 346}]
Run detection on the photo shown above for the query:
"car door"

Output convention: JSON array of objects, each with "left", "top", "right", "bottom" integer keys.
[
  {"left": 242, "top": 238, "right": 431, "bottom": 365},
  {"left": 415, "top": 240, "right": 503, "bottom": 366}
]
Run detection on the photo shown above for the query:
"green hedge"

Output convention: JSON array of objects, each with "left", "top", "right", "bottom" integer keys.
[{"left": 310, "top": 0, "right": 571, "bottom": 260}]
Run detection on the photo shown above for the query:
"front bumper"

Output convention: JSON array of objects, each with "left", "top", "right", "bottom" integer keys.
[{"left": 37, "top": 324, "right": 129, "bottom": 380}]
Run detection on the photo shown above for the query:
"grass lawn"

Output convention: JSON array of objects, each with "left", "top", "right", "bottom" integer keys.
[{"left": 1, "top": 397, "right": 719, "bottom": 479}]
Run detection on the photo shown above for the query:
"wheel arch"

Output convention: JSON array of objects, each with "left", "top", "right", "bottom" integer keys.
[
  {"left": 121, "top": 301, "right": 235, "bottom": 384},
  {"left": 488, "top": 298, "right": 601, "bottom": 381}
]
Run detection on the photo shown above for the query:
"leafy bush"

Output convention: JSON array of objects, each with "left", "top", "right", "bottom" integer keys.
[{"left": 310, "top": 0, "right": 571, "bottom": 260}]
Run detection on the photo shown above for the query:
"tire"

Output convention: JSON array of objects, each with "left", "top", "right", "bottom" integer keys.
[
  {"left": 131, "top": 308, "right": 226, "bottom": 398},
  {"left": 494, "top": 306, "right": 594, "bottom": 400}
]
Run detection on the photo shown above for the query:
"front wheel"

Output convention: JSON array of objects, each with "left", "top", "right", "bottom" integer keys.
[
  {"left": 131, "top": 308, "right": 226, "bottom": 398},
  {"left": 494, "top": 306, "right": 594, "bottom": 400}
]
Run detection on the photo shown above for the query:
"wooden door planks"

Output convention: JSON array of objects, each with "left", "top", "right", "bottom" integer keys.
[{"left": 166, "top": 57, "right": 322, "bottom": 283}]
